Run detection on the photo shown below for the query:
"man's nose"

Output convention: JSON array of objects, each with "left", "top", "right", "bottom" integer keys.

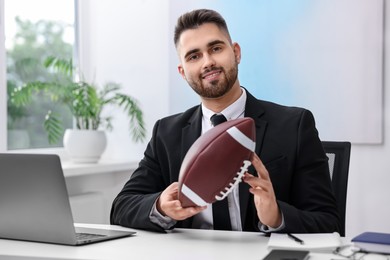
[{"left": 202, "top": 53, "right": 216, "bottom": 70}]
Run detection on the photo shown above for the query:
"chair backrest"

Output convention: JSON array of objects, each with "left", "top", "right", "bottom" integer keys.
[{"left": 322, "top": 141, "right": 351, "bottom": 236}]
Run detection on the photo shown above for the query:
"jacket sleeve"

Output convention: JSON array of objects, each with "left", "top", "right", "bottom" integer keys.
[
  {"left": 277, "top": 109, "right": 341, "bottom": 233},
  {"left": 110, "top": 120, "right": 168, "bottom": 233}
]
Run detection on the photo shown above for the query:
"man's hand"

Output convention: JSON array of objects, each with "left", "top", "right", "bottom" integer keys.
[
  {"left": 243, "top": 153, "right": 282, "bottom": 228},
  {"left": 156, "top": 182, "right": 206, "bottom": 221}
]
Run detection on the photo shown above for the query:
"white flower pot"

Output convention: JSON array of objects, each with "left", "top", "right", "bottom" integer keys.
[{"left": 63, "top": 129, "right": 107, "bottom": 163}]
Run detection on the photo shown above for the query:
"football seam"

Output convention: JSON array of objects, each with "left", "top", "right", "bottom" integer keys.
[{"left": 215, "top": 159, "right": 252, "bottom": 201}]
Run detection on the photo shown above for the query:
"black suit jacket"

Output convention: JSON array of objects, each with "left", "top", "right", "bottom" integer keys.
[{"left": 110, "top": 89, "right": 340, "bottom": 233}]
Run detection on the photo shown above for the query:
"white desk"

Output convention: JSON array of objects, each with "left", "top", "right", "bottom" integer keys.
[{"left": 0, "top": 224, "right": 349, "bottom": 260}]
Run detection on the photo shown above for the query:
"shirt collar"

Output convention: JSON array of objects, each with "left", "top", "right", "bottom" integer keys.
[{"left": 201, "top": 87, "right": 247, "bottom": 124}]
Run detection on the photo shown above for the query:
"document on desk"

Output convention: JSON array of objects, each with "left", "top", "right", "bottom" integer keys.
[{"left": 267, "top": 232, "right": 342, "bottom": 253}]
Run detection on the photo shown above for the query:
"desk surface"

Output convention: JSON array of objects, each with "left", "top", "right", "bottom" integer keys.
[{"left": 0, "top": 224, "right": 349, "bottom": 260}]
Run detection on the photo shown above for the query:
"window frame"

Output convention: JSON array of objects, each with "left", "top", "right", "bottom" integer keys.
[
  {"left": 0, "top": 0, "right": 88, "bottom": 157},
  {"left": 0, "top": 0, "right": 7, "bottom": 152}
]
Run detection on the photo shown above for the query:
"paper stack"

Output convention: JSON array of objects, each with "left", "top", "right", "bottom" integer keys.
[{"left": 267, "top": 232, "right": 342, "bottom": 253}]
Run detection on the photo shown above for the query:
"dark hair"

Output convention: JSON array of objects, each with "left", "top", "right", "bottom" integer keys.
[{"left": 174, "top": 9, "right": 231, "bottom": 47}]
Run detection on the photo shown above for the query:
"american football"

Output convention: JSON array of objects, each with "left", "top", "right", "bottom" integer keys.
[{"left": 178, "top": 117, "right": 256, "bottom": 208}]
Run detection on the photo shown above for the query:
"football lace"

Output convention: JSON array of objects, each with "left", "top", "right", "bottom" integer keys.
[{"left": 215, "top": 160, "right": 252, "bottom": 201}]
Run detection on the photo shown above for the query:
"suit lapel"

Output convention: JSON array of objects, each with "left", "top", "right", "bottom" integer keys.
[
  {"left": 181, "top": 106, "right": 202, "bottom": 162},
  {"left": 244, "top": 90, "right": 267, "bottom": 156},
  {"left": 239, "top": 89, "right": 268, "bottom": 229}
]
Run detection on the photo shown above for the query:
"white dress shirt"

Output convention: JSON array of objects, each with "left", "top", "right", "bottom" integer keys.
[{"left": 191, "top": 88, "right": 247, "bottom": 231}]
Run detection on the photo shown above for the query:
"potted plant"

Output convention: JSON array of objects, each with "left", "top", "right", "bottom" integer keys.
[
  {"left": 7, "top": 80, "right": 31, "bottom": 149},
  {"left": 10, "top": 56, "right": 146, "bottom": 163}
]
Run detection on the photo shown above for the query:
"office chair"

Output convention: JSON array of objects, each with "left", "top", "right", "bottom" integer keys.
[{"left": 322, "top": 141, "right": 351, "bottom": 236}]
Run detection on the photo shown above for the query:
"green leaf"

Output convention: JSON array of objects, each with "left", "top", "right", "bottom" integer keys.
[
  {"left": 114, "top": 93, "right": 146, "bottom": 142},
  {"left": 44, "top": 111, "right": 64, "bottom": 144},
  {"left": 44, "top": 56, "right": 73, "bottom": 77}
]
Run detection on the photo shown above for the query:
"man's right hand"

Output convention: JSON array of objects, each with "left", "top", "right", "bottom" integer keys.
[{"left": 156, "top": 182, "right": 206, "bottom": 221}]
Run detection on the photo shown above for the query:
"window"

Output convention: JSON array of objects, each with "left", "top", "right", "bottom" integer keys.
[{"left": 2, "top": 0, "right": 76, "bottom": 150}]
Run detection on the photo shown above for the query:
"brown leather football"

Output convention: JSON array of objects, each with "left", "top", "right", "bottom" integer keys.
[{"left": 178, "top": 117, "right": 256, "bottom": 207}]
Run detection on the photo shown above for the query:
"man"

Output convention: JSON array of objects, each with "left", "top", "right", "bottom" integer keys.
[{"left": 110, "top": 9, "right": 340, "bottom": 233}]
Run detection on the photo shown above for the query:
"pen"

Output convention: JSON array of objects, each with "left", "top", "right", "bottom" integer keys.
[{"left": 287, "top": 233, "right": 305, "bottom": 245}]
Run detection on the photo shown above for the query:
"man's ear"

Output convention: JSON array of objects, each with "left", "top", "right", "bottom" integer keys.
[
  {"left": 233, "top": 42, "right": 241, "bottom": 64},
  {"left": 178, "top": 65, "right": 186, "bottom": 79}
]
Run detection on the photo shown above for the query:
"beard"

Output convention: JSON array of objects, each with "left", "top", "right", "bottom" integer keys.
[{"left": 186, "top": 62, "right": 238, "bottom": 99}]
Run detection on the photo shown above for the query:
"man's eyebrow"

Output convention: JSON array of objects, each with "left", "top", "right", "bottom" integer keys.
[
  {"left": 184, "top": 48, "right": 200, "bottom": 60},
  {"left": 207, "top": 40, "right": 226, "bottom": 48}
]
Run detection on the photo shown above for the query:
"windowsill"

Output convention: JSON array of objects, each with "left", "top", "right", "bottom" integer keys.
[
  {"left": 61, "top": 160, "right": 138, "bottom": 178},
  {"left": 7, "top": 147, "right": 139, "bottom": 177}
]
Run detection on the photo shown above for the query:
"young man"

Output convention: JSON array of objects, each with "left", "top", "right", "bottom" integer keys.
[{"left": 110, "top": 9, "right": 340, "bottom": 233}]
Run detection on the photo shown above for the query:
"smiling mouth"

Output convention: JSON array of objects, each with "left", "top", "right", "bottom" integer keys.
[{"left": 202, "top": 70, "right": 222, "bottom": 80}]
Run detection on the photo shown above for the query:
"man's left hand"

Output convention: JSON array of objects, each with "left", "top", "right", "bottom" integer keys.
[{"left": 243, "top": 153, "right": 282, "bottom": 228}]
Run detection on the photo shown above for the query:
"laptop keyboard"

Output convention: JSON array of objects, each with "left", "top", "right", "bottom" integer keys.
[{"left": 76, "top": 232, "right": 107, "bottom": 241}]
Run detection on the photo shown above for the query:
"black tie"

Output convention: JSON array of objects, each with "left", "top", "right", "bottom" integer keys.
[{"left": 210, "top": 114, "right": 232, "bottom": 231}]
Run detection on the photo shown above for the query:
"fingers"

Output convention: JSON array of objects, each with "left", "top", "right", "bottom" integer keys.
[
  {"left": 250, "top": 153, "right": 271, "bottom": 181},
  {"left": 243, "top": 173, "right": 269, "bottom": 192},
  {"left": 158, "top": 182, "right": 206, "bottom": 221},
  {"left": 166, "top": 200, "right": 206, "bottom": 221},
  {"left": 244, "top": 154, "right": 273, "bottom": 195},
  {"left": 169, "top": 203, "right": 207, "bottom": 221},
  {"left": 244, "top": 154, "right": 272, "bottom": 191},
  {"left": 166, "top": 182, "right": 179, "bottom": 193},
  {"left": 244, "top": 154, "right": 282, "bottom": 228}
]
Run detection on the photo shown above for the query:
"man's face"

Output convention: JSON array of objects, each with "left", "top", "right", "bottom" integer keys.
[{"left": 177, "top": 23, "right": 241, "bottom": 99}]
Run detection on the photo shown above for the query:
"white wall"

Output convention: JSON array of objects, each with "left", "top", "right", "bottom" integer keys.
[
  {"left": 0, "top": 0, "right": 7, "bottom": 151},
  {"left": 89, "top": 1, "right": 390, "bottom": 237},
  {"left": 81, "top": 0, "right": 170, "bottom": 161},
  {"left": 345, "top": 2, "right": 390, "bottom": 237}
]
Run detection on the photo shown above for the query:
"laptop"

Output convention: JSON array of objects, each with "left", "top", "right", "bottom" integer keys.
[{"left": 0, "top": 153, "right": 135, "bottom": 245}]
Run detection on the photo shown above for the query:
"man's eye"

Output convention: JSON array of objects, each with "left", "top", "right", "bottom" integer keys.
[
  {"left": 212, "top": 46, "right": 222, "bottom": 52},
  {"left": 188, "top": 54, "right": 199, "bottom": 61}
]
